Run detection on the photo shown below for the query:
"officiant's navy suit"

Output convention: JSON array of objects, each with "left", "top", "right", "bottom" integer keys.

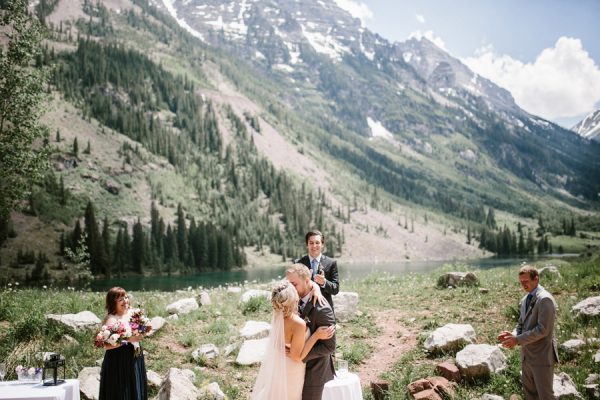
[{"left": 296, "top": 254, "right": 339, "bottom": 311}]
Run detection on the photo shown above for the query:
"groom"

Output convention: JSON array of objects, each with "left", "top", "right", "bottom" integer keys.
[{"left": 286, "top": 263, "right": 336, "bottom": 400}]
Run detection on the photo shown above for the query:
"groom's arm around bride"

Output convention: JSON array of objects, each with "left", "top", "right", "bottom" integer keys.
[{"left": 286, "top": 264, "right": 336, "bottom": 400}]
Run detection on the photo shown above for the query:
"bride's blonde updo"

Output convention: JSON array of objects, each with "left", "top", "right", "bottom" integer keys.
[{"left": 271, "top": 280, "right": 299, "bottom": 318}]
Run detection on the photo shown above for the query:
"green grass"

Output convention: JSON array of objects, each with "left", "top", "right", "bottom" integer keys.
[{"left": 1, "top": 254, "right": 599, "bottom": 399}]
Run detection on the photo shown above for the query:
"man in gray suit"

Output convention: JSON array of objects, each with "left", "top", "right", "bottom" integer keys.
[
  {"left": 287, "top": 263, "right": 336, "bottom": 400},
  {"left": 498, "top": 265, "right": 559, "bottom": 400}
]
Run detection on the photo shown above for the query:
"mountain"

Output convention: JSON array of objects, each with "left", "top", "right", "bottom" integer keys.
[
  {"left": 572, "top": 109, "right": 600, "bottom": 142},
  {"left": 1, "top": 0, "right": 599, "bottom": 282},
  {"left": 157, "top": 0, "right": 600, "bottom": 199}
]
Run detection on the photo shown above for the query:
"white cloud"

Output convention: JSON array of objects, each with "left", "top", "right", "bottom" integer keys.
[
  {"left": 332, "top": 0, "right": 373, "bottom": 26},
  {"left": 415, "top": 14, "right": 425, "bottom": 24},
  {"left": 463, "top": 37, "right": 600, "bottom": 120},
  {"left": 408, "top": 30, "right": 447, "bottom": 51}
]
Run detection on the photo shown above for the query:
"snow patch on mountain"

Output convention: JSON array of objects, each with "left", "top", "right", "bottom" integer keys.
[
  {"left": 300, "top": 23, "right": 350, "bottom": 62},
  {"left": 572, "top": 109, "right": 600, "bottom": 141},
  {"left": 161, "top": 0, "right": 205, "bottom": 41},
  {"left": 367, "top": 117, "right": 394, "bottom": 141}
]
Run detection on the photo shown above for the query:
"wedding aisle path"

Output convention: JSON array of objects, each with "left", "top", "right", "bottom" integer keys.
[{"left": 356, "top": 309, "right": 418, "bottom": 387}]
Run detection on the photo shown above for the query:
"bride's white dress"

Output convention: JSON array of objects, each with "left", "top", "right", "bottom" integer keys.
[{"left": 251, "top": 311, "right": 308, "bottom": 400}]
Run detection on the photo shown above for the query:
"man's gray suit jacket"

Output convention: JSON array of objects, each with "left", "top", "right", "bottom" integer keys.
[{"left": 515, "top": 285, "right": 559, "bottom": 367}]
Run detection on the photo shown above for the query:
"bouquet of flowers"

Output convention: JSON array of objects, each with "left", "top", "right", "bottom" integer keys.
[
  {"left": 129, "top": 308, "right": 152, "bottom": 335},
  {"left": 94, "top": 320, "right": 132, "bottom": 348}
]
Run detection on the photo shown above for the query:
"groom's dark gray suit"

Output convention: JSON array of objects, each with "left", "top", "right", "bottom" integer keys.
[
  {"left": 296, "top": 254, "right": 340, "bottom": 311},
  {"left": 300, "top": 298, "right": 336, "bottom": 400}
]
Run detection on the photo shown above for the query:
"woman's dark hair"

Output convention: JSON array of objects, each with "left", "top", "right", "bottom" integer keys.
[{"left": 105, "top": 287, "right": 127, "bottom": 315}]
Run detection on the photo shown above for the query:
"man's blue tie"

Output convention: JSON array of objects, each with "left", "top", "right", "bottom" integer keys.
[{"left": 311, "top": 259, "right": 318, "bottom": 278}]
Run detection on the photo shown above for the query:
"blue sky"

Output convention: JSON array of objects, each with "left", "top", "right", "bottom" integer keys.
[{"left": 334, "top": 0, "right": 600, "bottom": 128}]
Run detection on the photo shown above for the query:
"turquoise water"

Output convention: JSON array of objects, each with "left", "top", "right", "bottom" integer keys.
[{"left": 88, "top": 255, "right": 563, "bottom": 292}]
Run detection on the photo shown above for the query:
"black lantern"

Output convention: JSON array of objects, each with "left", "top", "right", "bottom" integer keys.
[{"left": 42, "top": 353, "right": 65, "bottom": 386}]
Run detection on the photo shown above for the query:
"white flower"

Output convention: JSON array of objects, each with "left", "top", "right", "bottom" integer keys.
[
  {"left": 107, "top": 334, "right": 120, "bottom": 345},
  {"left": 28, "top": 367, "right": 36, "bottom": 375}
]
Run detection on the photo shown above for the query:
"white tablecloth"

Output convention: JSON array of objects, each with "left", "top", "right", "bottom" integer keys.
[
  {"left": 0, "top": 379, "right": 80, "bottom": 400},
  {"left": 322, "top": 372, "right": 363, "bottom": 400}
]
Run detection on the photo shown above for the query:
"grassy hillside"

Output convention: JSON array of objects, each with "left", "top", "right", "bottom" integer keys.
[{"left": 2, "top": 0, "right": 600, "bottom": 284}]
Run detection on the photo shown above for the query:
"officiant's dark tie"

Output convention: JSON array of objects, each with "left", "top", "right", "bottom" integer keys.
[{"left": 525, "top": 293, "right": 533, "bottom": 310}]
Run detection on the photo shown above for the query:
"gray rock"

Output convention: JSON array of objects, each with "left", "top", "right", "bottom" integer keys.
[
  {"left": 227, "top": 287, "right": 242, "bottom": 293},
  {"left": 157, "top": 368, "right": 199, "bottom": 400},
  {"left": 192, "top": 344, "right": 219, "bottom": 362},
  {"left": 146, "top": 316, "right": 166, "bottom": 337},
  {"left": 560, "top": 338, "right": 598, "bottom": 354},
  {"left": 167, "top": 314, "right": 179, "bottom": 320},
  {"left": 424, "top": 323, "right": 476, "bottom": 353},
  {"left": 103, "top": 178, "right": 121, "bottom": 195},
  {"left": 223, "top": 343, "right": 239, "bottom": 357},
  {"left": 595, "top": 351, "right": 600, "bottom": 363},
  {"left": 455, "top": 344, "right": 507, "bottom": 379},
  {"left": 236, "top": 337, "right": 269, "bottom": 365},
  {"left": 240, "top": 320, "right": 271, "bottom": 340},
  {"left": 146, "top": 370, "right": 162, "bottom": 389},
  {"left": 481, "top": 395, "right": 504, "bottom": 400},
  {"left": 437, "top": 272, "right": 479, "bottom": 288},
  {"left": 240, "top": 289, "right": 271, "bottom": 303},
  {"left": 572, "top": 296, "right": 600, "bottom": 317},
  {"left": 334, "top": 292, "right": 359, "bottom": 322},
  {"left": 561, "top": 339, "right": 586, "bottom": 354},
  {"left": 199, "top": 382, "right": 226, "bottom": 400},
  {"left": 198, "top": 291, "right": 212, "bottom": 306},
  {"left": 586, "top": 374, "right": 600, "bottom": 385},
  {"left": 553, "top": 372, "right": 581, "bottom": 399},
  {"left": 78, "top": 366, "right": 101, "bottom": 400},
  {"left": 539, "top": 266, "right": 561, "bottom": 278},
  {"left": 46, "top": 311, "right": 101, "bottom": 331},
  {"left": 166, "top": 298, "right": 199, "bottom": 315}
]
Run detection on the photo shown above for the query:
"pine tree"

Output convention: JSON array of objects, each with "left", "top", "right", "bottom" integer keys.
[
  {"left": 0, "top": 0, "right": 50, "bottom": 225},
  {"left": 84, "top": 201, "right": 106, "bottom": 275},
  {"left": 176, "top": 203, "right": 187, "bottom": 262},
  {"left": 132, "top": 218, "right": 144, "bottom": 273},
  {"left": 72, "top": 137, "right": 79, "bottom": 156},
  {"left": 55, "top": 129, "right": 61, "bottom": 142}
]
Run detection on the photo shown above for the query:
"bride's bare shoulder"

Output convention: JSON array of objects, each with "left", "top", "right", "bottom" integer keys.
[{"left": 289, "top": 314, "right": 306, "bottom": 328}]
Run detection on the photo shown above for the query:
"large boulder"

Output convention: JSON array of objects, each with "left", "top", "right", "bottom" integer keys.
[
  {"left": 481, "top": 395, "right": 504, "bottom": 400},
  {"left": 553, "top": 372, "right": 581, "bottom": 399},
  {"left": 437, "top": 272, "right": 479, "bottom": 288},
  {"left": 199, "top": 382, "right": 226, "bottom": 400},
  {"left": 239, "top": 321, "right": 271, "bottom": 340},
  {"left": 240, "top": 289, "right": 271, "bottom": 303},
  {"left": 572, "top": 296, "right": 600, "bottom": 317},
  {"left": 560, "top": 338, "right": 598, "bottom": 355},
  {"left": 198, "top": 291, "right": 212, "bottom": 306},
  {"left": 334, "top": 292, "right": 359, "bottom": 322},
  {"left": 146, "top": 370, "right": 163, "bottom": 389},
  {"left": 424, "top": 324, "right": 476, "bottom": 353},
  {"left": 191, "top": 344, "right": 219, "bottom": 362},
  {"left": 78, "top": 366, "right": 101, "bottom": 400},
  {"left": 236, "top": 337, "right": 269, "bottom": 365},
  {"left": 157, "top": 368, "right": 199, "bottom": 400},
  {"left": 146, "top": 316, "right": 166, "bottom": 337},
  {"left": 46, "top": 311, "right": 101, "bottom": 331},
  {"left": 455, "top": 344, "right": 507, "bottom": 380},
  {"left": 166, "top": 298, "right": 199, "bottom": 315}
]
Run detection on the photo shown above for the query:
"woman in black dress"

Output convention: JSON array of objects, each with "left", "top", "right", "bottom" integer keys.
[{"left": 99, "top": 287, "right": 149, "bottom": 400}]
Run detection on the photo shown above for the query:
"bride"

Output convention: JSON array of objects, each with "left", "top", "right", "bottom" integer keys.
[{"left": 251, "top": 280, "right": 335, "bottom": 400}]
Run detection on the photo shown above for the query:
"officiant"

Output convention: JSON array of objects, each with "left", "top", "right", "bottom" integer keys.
[{"left": 295, "top": 230, "right": 340, "bottom": 313}]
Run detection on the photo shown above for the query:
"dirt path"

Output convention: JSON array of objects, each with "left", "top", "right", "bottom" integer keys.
[{"left": 356, "top": 309, "right": 418, "bottom": 387}]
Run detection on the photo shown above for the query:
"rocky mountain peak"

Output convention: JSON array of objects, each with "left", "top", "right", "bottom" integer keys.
[{"left": 571, "top": 109, "right": 600, "bottom": 142}]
